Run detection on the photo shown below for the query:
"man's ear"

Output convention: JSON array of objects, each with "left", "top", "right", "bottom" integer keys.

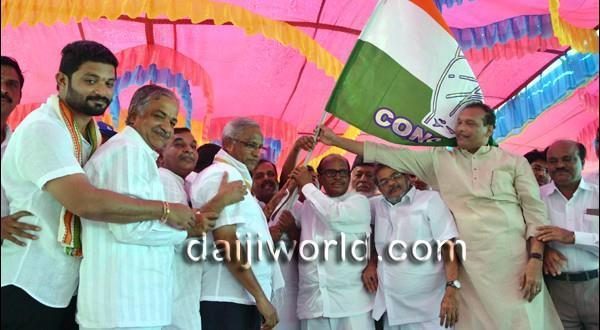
[
  {"left": 55, "top": 72, "right": 68, "bottom": 92},
  {"left": 125, "top": 111, "right": 138, "bottom": 126}
]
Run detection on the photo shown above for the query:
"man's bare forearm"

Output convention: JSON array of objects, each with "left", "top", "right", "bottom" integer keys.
[
  {"left": 222, "top": 240, "right": 268, "bottom": 301},
  {"left": 329, "top": 135, "right": 365, "bottom": 156},
  {"left": 442, "top": 242, "right": 459, "bottom": 281}
]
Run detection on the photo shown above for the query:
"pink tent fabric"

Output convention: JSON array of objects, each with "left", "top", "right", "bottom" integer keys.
[{"left": 1, "top": 0, "right": 598, "bottom": 169}]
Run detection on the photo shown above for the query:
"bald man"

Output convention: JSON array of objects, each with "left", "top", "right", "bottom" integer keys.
[{"left": 538, "top": 140, "right": 599, "bottom": 330}]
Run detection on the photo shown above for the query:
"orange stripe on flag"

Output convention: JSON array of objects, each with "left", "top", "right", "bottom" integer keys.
[{"left": 410, "top": 0, "right": 452, "bottom": 35}]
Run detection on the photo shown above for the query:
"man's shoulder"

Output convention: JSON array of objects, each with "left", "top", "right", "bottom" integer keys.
[
  {"left": 198, "top": 162, "right": 243, "bottom": 180},
  {"left": 13, "top": 105, "right": 64, "bottom": 138},
  {"left": 86, "top": 133, "right": 150, "bottom": 168},
  {"left": 413, "top": 188, "right": 442, "bottom": 201},
  {"left": 344, "top": 191, "right": 370, "bottom": 202}
]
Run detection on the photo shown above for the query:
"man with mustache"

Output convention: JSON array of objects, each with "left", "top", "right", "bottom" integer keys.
[
  {"left": 524, "top": 149, "right": 552, "bottom": 187},
  {"left": 364, "top": 164, "right": 459, "bottom": 329},
  {"left": 1, "top": 56, "right": 40, "bottom": 246},
  {"left": 159, "top": 127, "right": 200, "bottom": 201},
  {"left": 252, "top": 159, "right": 280, "bottom": 205},
  {"left": 316, "top": 102, "right": 562, "bottom": 329},
  {"left": 537, "top": 140, "right": 599, "bottom": 329},
  {"left": 1, "top": 41, "right": 200, "bottom": 330},
  {"left": 190, "top": 118, "right": 281, "bottom": 330},
  {"left": 351, "top": 156, "right": 378, "bottom": 197},
  {"left": 77, "top": 85, "right": 218, "bottom": 329},
  {"left": 158, "top": 126, "right": 247, "bottom": 329},
  {"left": 290, "top": 155, "right": 373, "bottom": 330}
]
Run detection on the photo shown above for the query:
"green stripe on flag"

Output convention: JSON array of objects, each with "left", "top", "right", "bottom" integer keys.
[{"left": 326, "top": 40, "right": 457, "bottom": 146}]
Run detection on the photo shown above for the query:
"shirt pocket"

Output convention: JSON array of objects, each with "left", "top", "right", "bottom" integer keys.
[
  {"left": 582, "top": 214, "right": 599, "bottom": 235},
  {"left": 491, "top": 170, "right": 517, "bottom": 201}
]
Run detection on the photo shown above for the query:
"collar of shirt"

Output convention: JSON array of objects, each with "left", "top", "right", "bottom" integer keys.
[
  {"left": 159, "top": 167, "right": 185, "bottom": 186},
  {"left": 382, "top": 186, "right": 416, "bottom": 208},
  {"left": 120, "top": 126, "right": 159, "bottom": 161},
  {"left": 1, "top": 125, "right": 12, "bottom": 149},
  {"left": 545, "top": 178, "right": 595, "bottom": 199},
  {"left": 457, "top": 145, "right": 493, "bottom": 158},
  {"left": 213, "top": 149, "right": 253, "bottom": 186}
]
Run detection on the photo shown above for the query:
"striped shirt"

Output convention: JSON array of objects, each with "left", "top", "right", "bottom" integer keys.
[{"left": 77, "top": 126, "right": 187, "bottom": 328}]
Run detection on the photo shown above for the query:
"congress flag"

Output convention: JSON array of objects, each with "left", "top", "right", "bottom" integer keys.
[{"left": 326, "top": 0, "right": 483, "bottom": 146}]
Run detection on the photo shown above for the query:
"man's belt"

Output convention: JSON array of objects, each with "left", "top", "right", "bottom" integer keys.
[{"left": 550, "top": 269, "right": 599, "bottom": 282}]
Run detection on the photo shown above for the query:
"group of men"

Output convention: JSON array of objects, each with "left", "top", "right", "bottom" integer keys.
[{"left": 0, "top": 39, "right": 598, "bottom": 330}]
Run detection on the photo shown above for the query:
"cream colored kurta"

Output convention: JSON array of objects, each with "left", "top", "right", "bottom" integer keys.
[{"left": 364, "top": 142, "right": 562, "bottom": 330}]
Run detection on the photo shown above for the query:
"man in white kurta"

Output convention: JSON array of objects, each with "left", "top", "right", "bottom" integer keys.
[
  {"left": 78, "top": 86, "right": 189, "bottom": 329},
  {"left": 158, "top": 127, "right": 202, "bottom": 330},
  {"left": 316, "top": 104, "right": 562, "bottom": 329},
  {"left": 368, "top": 165, "right": 459, "bottom": 329},
  {"left": 538, "top": 140, "right": 599, "bottom": 329},
  {"left": 191, "top": 118, "right": 282, "bottom": 330},
  {"left": 290, "top": 155, "right": 373, "bottom": 330}
]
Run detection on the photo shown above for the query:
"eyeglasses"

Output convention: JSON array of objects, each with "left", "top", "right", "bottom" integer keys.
[
  {"left": 377, "top": 172, "right": 405, "bottom": 187},
  {"left": 319, "top": 169, "right": 350, "bottom": 178},
  {"left": 232, "top": 138, "right": 266, "bottom": 151}
]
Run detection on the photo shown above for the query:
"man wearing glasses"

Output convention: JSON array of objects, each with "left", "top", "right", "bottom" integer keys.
[
  {"left": 290, "top": 154, "right": 373, "bottom": 330},
  {"left": 190, "top": 118, "right": 282, "bottom": 330},
  {"left": 364, "top": 164, "right": 460, "bottom": 329}
]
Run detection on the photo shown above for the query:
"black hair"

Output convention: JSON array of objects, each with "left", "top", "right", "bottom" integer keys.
[
  {"left": 253, "top": 159, "right": 278, "bottom": 177},
  {"left": 523, "top": 149, "right": 546, "bottom": 164},
  {"left": 59, "top": 40, "right": 118, "bottom": 78},
  {"left": 173, "top": 127, "right": 192, "bottom": 135},
  {"left": 1, "top": 56, "right": 24, "bottom": 91},
  {"left": 195, "top": 143, "right": 221, "bottom": 172},
  {"left": 351, "top": 155, "right": 375, "bottom": 171},
  {"left": 463, "top": 101, "right": 496, "bottom": 128}
]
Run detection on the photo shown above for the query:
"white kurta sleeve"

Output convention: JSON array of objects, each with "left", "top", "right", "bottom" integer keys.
[
  {"left": 86, "top": 143, "right": 187, "bottom": 246},
  {"left": 426, "top": 192, "right": 459, "bottom": 241},
  {"left": 514, "top": 156, "right": 549, "bottom": 238},
  {"left": 574, "top": 231, "right": 599, "bottom": 255},
  {"left": 301, "top": 184, "right": 371, "bottom": 233},
  {"left": 189, "top": 168, "right": 246, "bottom": 229}
]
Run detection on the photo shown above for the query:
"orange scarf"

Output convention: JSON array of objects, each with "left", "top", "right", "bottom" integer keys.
[{"left": 56, "top": 99, "right": 101, "bottom": 257}]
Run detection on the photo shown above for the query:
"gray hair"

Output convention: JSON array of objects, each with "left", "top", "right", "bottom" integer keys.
[
  {"left": 222, "top": 117, "right": 261, "bottom": 141},
  {"left": 126, "top": 85, "right": 178, "bottom": 125}
]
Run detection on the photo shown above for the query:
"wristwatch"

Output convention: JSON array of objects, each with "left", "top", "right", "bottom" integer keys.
[
  {"left": 446, "top": 280, "right": 461, "bottom": 289},
  {"left": 529, "top": 252, "right": 543, "bottom": 261}
]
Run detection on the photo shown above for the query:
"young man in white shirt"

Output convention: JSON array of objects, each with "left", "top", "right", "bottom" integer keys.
[
  {"left": 363, "top": 164, "right": 460, "bottom": 329},
  {"left": 0, "top": 41, "right": 200, "bottom": 330},
  {"left": 1, "top": 56, "right": 38, "bottom": 245},
  {"left": 537, "top": 140, "right": 599, "bottom": 329},
  {"left": 191, "top": 117, "right": 281, "bottom": 330},
  {"left": 159, "top": 127, "right": 246, "bottom": 329},
  {"left": 289, "top": 154, "right": 374, "bottom": 330}
]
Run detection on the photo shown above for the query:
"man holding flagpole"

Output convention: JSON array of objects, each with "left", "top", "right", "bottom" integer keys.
[
  {"left": 316, "top": 103, "right": 562, "bottom": 329},
  {"left": 315, "top": 1, "right": 561, "bottom": 327}
]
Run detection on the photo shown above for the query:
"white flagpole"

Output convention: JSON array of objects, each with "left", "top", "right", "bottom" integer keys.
[{"left": 269, "top": 110, "right": 330, "bottom": 222}]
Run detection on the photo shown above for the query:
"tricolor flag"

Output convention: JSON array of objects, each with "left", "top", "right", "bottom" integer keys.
[{"left": 326, "top": 0, "right": 483, "bottom": 146}]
